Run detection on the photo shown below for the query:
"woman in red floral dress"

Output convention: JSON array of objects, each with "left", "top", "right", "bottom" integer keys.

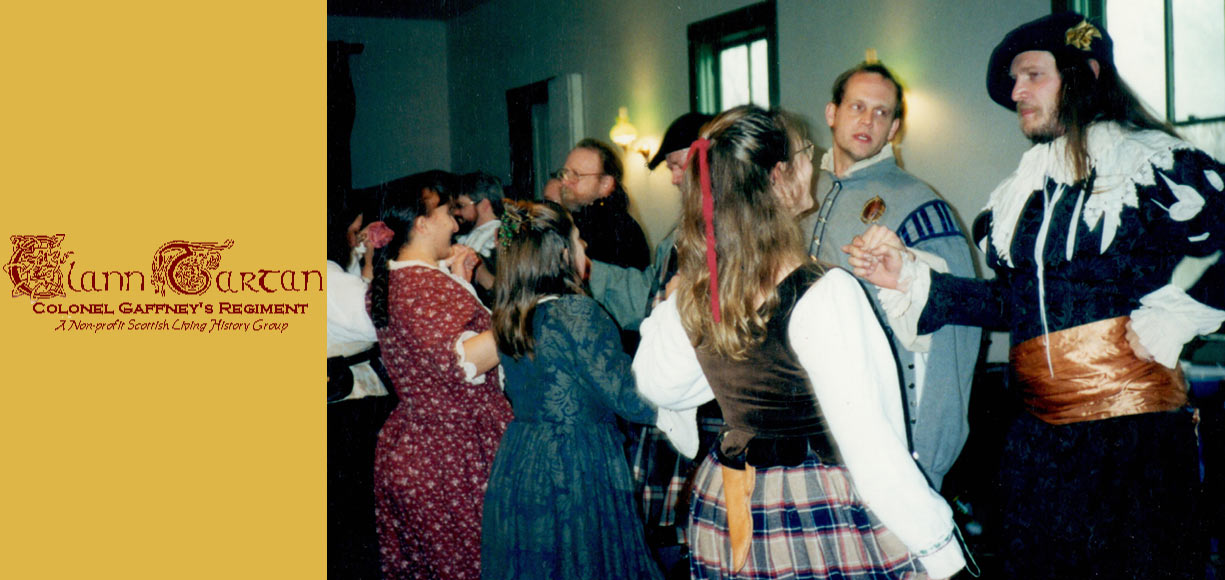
[{"left": 367, "top": 179, "right": 513, "bottom": 580}]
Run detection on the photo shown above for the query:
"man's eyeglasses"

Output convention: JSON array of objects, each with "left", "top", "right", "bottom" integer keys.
[
  {"left": 793, "top": 140, "right": 815, "bottom": 161},
  {"left": 554, "top": 168, "right": 603, "bottom": 183}
]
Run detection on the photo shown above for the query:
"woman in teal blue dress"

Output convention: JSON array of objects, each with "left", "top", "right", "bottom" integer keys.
[{"left": 481, "top": 200, "right": 663, "bottom": 580}]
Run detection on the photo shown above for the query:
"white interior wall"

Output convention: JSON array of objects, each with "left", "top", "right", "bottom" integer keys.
[
  {"left": 328, "top": 17, "right": 452, "bottom": 188},
  {"left": 445, "top": 0, "right": 757, "bottom": 253},
  {"left": 444, "top": 0, "right": 1048, "bottom": 250}
]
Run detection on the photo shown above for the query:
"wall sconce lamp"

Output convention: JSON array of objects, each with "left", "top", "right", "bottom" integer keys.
[
  {"left": 632, "top": 137, "right": 658, "bottom": 164},
  {"left": 609, "top": 107, "right": 658, "bottom": 163},
  {"left": 865, "top": 48, "right": 879, "bottom": 64},
  {"left": 609, "top": 107, "right": 638, "bottom": 151}
]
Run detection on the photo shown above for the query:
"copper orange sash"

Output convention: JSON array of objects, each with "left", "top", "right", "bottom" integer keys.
[{"left": 1011, "top": 316, "right": 1187, "bottom": 425}]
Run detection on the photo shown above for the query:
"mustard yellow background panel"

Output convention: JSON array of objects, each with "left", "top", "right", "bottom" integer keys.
[{"left": 1, "top": 2, "right": 324, "bottom": 578}]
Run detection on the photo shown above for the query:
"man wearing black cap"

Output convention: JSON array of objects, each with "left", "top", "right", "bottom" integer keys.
[
  {"left": 589, "top": 112, "right": 719, "bottom": 578},
  {"left": 589, "top": 112, "right": 712, "bottom": 331},
  {"left": 845, "top": 12, "right": 1225, "bottom": 579}
]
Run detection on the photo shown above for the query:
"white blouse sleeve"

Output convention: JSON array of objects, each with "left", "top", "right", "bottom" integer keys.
[
  {"left": 326, "top": 262, "right": 378, "bottom": 353},
  {"left": 632, "top": 296, "right": 716, "bottom": 458},
  {"left": 790, "top": 269, "right": 963, "bottom": 578}
]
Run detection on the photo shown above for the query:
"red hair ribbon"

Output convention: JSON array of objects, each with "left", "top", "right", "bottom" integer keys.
[{"left": 685, "top": 138, "right": 721, "bottom": 323}]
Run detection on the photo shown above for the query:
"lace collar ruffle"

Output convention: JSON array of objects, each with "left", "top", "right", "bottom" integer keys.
[{"left": 985, "top": 122, "right": 1190, "bottom": 266}]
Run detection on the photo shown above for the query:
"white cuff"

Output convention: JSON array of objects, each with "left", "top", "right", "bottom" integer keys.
[
  {"left": 455, "top": 330, "right": 486, "bottom": 385},
  {"left": 1130, "top": 284, "right": 1225, "bottom": 368},
  {"left": 877, "top": 249, "right": 945, "bottom": 353},
  {"left": 655, "top": 407, "right": 699, "bottom": 458},
  {"left": 916, "top": 531, "right": 966, "bottom": 579}
]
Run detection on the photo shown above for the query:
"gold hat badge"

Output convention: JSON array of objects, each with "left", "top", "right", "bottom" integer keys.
[{"left": 1066, "top": 20, "right": 1102, "bottom": 51}]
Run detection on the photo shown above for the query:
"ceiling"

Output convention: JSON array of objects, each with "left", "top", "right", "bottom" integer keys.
[{"left": 328, "top": 0, "right": 496, "bottom": 20}]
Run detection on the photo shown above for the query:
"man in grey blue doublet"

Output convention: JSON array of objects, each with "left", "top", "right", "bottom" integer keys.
[{"left": 802, "top": 63, "right": 980, "bottom": 490}]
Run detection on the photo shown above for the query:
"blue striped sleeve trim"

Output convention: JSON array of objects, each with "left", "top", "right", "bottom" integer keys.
[{"left": 898, "top": 200, "right": 964, "bottom": 246}]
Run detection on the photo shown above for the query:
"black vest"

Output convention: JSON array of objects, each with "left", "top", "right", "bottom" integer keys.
[{"left": 695, "top": 262, "right": 841, "bottom": 468}]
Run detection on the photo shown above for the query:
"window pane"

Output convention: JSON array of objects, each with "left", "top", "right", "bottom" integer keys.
[
  {"left": 720, "top": 44, "right": 751, "bottom": 110},
  {"left": 1172, "top": 0, "right": 1225, "bottom": 121},
  {"left": 695, "top": 44, "right": 718, "bottom": 114},
  {"left": 750, "top": 39, "right": 769, "bottom": 108},
  {"left": 1107, "top": 0, "right": 1167, "bottom": 117}
]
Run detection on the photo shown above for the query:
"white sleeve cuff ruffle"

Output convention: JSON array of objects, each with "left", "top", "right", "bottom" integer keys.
[
  {"left": 1130, "top": 284, "right": 1225, "bottom": 368},
  {"left": 655, "top": 407, "right": 699, "bottom": 459},
  {"left": 917, "top": 533, "right": 966, "bottom": 580},
  {"left": 876, "top": 248, "right": 947, "bottom": 353},
  {"left": 455, "top": 330, "right": 487, "bottom": 385}
]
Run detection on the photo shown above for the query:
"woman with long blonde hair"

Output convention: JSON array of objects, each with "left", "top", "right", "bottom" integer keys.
[{"left": 634, "top": 105, "right": 964, "bottom": 579}]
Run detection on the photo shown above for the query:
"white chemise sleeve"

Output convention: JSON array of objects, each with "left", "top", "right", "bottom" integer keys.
[
  {"left": 790, "top": 268, "right": 964, "bottom": 578},
  {"left": 632, "top": 296, "right": 716, "bottom": 458}
]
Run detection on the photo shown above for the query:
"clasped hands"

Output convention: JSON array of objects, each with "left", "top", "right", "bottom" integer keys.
[
  {"left": 840, "top": 225, "right": 1155, "bottom": 362},
  {"left": 445, "top": 244, "right": 481, "bottom": 282},
  {"left": 841, "top": 225, "right": 910, "bottom": 291}
]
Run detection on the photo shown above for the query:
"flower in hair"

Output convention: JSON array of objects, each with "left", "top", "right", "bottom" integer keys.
[
  {"left": 365, "top": 221, "right": 395, "bottom": 249},
  {"left": 497, "top": 215, "right": 523, "bottom": 248},
  {"left": 1065, "top": 20, "right": 1101, "bottom": 51}
]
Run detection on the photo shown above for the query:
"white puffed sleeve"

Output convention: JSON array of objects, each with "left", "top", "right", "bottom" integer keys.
[
  {"left": 632, "top": 296, "right": 716, "bottom": 458},
  {"left": 1130, "top": 284, "right": 1225, "bottom": 368},
  {"left": 791, "top": 269, "right": 964, "bottom": 578}
]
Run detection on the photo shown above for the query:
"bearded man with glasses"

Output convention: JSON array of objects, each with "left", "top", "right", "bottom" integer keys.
[{"left": 556, "top": 138, "right": 650, "bottom": 271}]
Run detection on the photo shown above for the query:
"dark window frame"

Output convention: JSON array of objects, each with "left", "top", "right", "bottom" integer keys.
[
  {"left": 687, "top": 1, "right": 779, "bottom": 115},
  {"left": 1055, "top": 0, "right": 1225, "bottom": 126}
]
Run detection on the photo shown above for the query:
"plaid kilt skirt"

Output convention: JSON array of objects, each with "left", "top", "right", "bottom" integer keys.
[
  {"left": 688, "top": 448, "right": 925, "bottom": 580},
  {"left": 630, "top": 405, "right": 725, "bottom": 532}
]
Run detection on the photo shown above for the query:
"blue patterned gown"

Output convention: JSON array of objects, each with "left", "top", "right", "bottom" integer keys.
[{"left": 480, "top": 295, "right": 663, "bottom": 580}]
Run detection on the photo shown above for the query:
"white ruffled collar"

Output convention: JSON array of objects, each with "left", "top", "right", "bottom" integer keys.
[
  {"left": 388, "top": 258, "right": 442, "bottom": 271},
  {"left": 985, "top": 122, "right": 1190, "bottom": 266}
]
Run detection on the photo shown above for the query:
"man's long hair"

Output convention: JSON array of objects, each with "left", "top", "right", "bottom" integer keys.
[{"left": 1056, "top": 54, "right": 1177, "bottom": 182}]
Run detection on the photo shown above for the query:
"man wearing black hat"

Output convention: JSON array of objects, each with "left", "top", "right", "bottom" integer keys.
[
  {"left": 589, "top": 112, "right": 713, "bottom": 330},
  {"left": 845, "top": 12, "right": 1225, "bottom": 579},
  {"left": 800, "top": 62, "right": 981, "bottom": 493},
  {"left": 589, "top": 112, "right": 719, "bottom": 579}
]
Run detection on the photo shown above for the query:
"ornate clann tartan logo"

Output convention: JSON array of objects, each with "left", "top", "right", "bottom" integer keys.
[
  {"left": 150, "top": 240, "right": 234, "bottom": 296},
  {"left": 6, "top": 234, "right": 73, "bottom": 300}
]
